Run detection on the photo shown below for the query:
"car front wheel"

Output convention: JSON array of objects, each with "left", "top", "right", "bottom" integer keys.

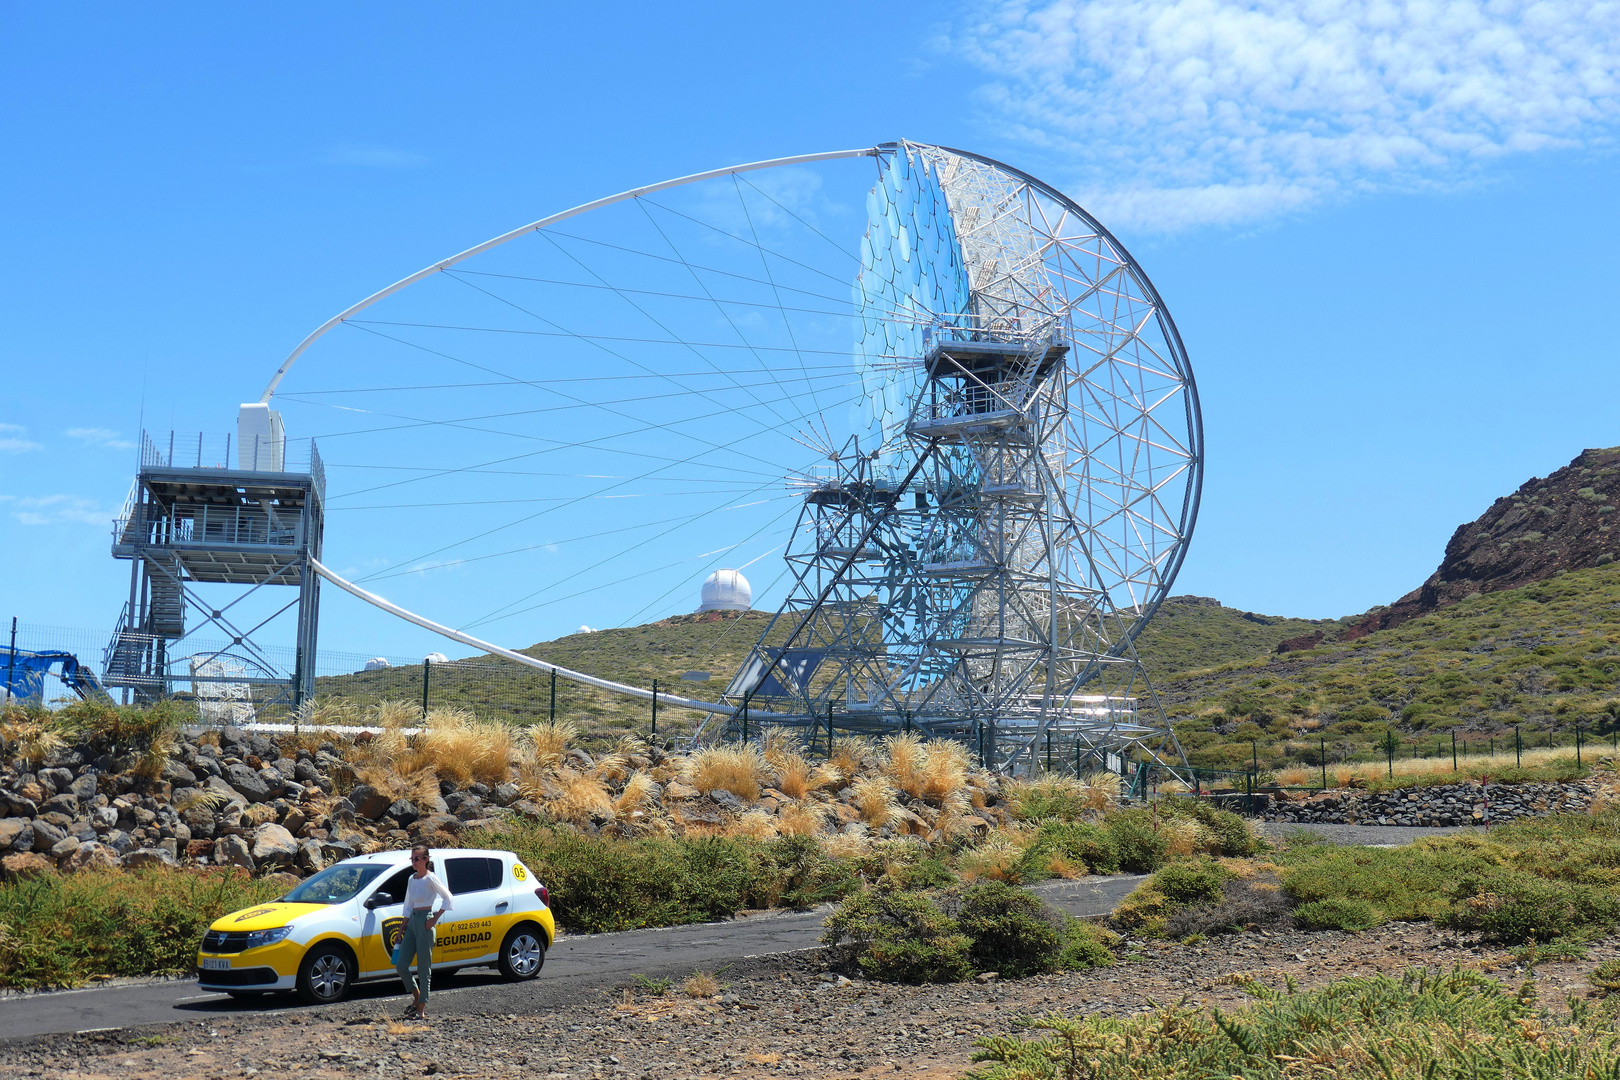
[
  {"left": 497, "top": 924, "right": 545, "bottom": 981},
  {"left": 297, "top": 944, "right": 354, "bottom": 1005}
]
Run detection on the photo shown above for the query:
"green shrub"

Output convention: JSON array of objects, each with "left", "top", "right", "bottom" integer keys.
[
  {"left": 1589, "top": 957, "right": 1620, "bottom": 996},
  {"left": 1101, "top": 809, "right": 1167, "bottom": 874},
  {"left": 1005, "top": 778, "right": 1090, "bottom": 822},
  {"left": 967, "top": 968, "right": 1620, "bottom": 1079},
  {"left": 466, "top": 823, "right": 859, "bottom": 933},
  {"left": 1293, "top": 897, "right": 1383, "bottom": 931},
  {"left": 1160, "top": 797, "right": 1256, "bottom": 857},
  {"left": 1442, "top": 873, "right": 1620, "bottom": 944},
  {"left": 1152, "top": 861, "right": 1231, "bottom": 909},
  {"left": 0, "top": 868, "right": 281, "bottom": 989},
  {"left": 1056, "top": 921, "right": 1116, "bottom": 971},
  {"left": 895, "top": 855, "right": 958, "bottom": 889},
  {"left": 1031, "top": 821, "right": 1119, "bottom": 874},
  {"left": 951, "top": 881, "right": 1063, "bottom": 978},
  {"left": 821, "top": 883, "right": 972, "bottom": 983}
]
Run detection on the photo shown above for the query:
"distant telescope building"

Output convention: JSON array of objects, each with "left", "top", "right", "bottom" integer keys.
[
  {"left": 363, "top": 657, "right": 391, "bottom": 672},
  {"left": 698, "top": 569, "right": 752, "bottom": 612}
]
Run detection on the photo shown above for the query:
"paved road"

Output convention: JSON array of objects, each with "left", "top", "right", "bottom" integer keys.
[
  {"left": 0, "top": 876, "right": 1147, "bottom": 1042},
  {"left": 1257, "top": 821, "right": 1479, "bottom": 846}
]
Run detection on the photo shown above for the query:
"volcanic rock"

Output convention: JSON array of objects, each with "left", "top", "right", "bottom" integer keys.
[{"left": 251, "top": 823, "right": 299, "bottom": 867}]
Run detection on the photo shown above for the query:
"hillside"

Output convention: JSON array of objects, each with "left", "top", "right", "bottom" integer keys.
[
  {"left": 1348, "top": 445, "right": 1620, "bottom": 638},
  {"left": 1157, "top": 564, "right": 1620, "bottom": 770},
  {"left": 313, "top": 610, "right": 784, "bottom": 739},
  {"left": 1131, "top": 595, "right": 1342, "bottom": 678}
]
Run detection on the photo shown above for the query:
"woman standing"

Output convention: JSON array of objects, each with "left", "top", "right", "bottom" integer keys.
[{"left": 395, "top": 844, "right": 453, "bottom": 1020}]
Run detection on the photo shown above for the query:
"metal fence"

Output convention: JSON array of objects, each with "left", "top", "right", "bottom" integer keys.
[{"left": 1, "top": 618, "right": 554, "bottom": 725}]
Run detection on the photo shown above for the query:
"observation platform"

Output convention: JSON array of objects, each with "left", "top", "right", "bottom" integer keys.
[
  {"left": 907, "top": 338, "right": 1068, "bottom": 440},
  {"left": 112, "top": 434, "right": 324, "bottom": 585}
]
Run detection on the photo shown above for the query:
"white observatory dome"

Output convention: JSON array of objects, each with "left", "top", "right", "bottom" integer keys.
[
  {"left": 698, "top": 569, "right": 752, "bottom": 612},
  {"left": 424, "top": 653, "right": 449, "bottom": 664},
  {"left": 363, "top": 657, "right": 391, "bottom": 672}
]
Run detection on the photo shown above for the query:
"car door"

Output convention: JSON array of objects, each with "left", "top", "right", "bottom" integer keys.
[
  {"left": 359, "top": 866, "right": 414, "bottom": 976},
  {"left": 434, "top": 855, "right": 503, "bottom": 967}
]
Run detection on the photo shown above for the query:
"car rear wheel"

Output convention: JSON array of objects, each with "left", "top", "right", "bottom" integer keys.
[
  {"left": 497, "top": 924, "right": 545, "bottom": 981},
  {"left": 297, "top": 943, "right": 355, "bottom": 1005}
]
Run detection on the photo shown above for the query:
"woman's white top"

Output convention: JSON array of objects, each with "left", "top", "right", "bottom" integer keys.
[{"left": 403, "top": 871, "right": 453, "bottom": 914}]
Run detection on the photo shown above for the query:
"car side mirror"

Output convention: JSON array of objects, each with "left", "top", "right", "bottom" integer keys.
[{"left": 364, "top": 894, "right": 387, "bottom": 910}]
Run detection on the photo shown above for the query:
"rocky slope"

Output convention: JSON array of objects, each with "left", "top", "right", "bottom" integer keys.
[{"left": 1346, "top": 445, "right": 1620, "bottom": 640}]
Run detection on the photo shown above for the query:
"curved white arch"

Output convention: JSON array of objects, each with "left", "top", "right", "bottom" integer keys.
[
  {"left": 311, "top": 558, "right": 737, "bottom": 716},
  {"left": 261, "top": 146, "right": 883, "bottom": 403}
]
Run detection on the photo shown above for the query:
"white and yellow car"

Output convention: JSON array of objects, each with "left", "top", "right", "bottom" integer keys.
[{"left": 196, "top": 848, "right": 554, "bottom": 1004}]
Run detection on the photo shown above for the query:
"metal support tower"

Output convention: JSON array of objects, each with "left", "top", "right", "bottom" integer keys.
[
  {"left": 714, "top": 142, "right": 1197, "bottom": 782},
  {"left": 104, "top": 429, "right": 325, "bottom": 713},
  {"left": 722, "top": 328, "right": 1187, "bottom": 779}
]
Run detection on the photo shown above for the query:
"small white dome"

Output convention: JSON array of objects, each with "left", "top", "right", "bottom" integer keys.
[
  {"left": 363, "top": 657, "right": 391, "bottom": 672},
  {"left": 424, "top": 652, "right": 449, "bottom": 664},
  {"left": 698, "top": 568, "right": 752, "bottom": 612}
]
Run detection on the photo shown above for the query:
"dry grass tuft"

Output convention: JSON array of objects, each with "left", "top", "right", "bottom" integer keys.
[
  {"left": 828, "top": 737, "right": 870, "bottom": 779},
  {"left": 686, "top": 745, "right": 770, "bottom": 801},
  {"left": 776, "top": 800, "right": 828, "bottom": 837},
  {"left": 370, "top": 700, "right": 418, "bottom": 728},
  {"left": 354, "top": 761, "right": 441, "bottom": 806},
  {"left": 550, "top": 770, "right": 614, "bottom": 824},
  {"left": 883, "top": 732, "right": 970, "bottom": 805},
  {"left": 957, "top": 828, "right": 1026, "bottom": 882},
  {"left": 614, "top": 771, "right": 655, "bottom": 814},
  {"left": 683, "top": 971, "right": 721, "bottom": 998},
  {"left": 0, "top": 717, "right": 65, "bottom": 767},
  {"left": 1084, "top": 772, "right": 1120, "bottom": 811},
  {"left": 726, "top": 810, "right": 779, "bottom": 840},
  {"left": 1161, "top": 817, "right": 1204, "bottom": 858},
  {"left": 174, "top": 786, "right": 231, "bottom": 813},
  {"left": 529, "top": 719, "right": 577, "bottom": 769},
  {"left": 417, "top": 709, "right": 513, "bottom": 786},
  {"left": 849, "top": 775, "right": 899, "bottom": 828}
]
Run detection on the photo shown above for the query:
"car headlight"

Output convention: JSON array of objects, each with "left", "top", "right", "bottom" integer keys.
[{"left": 243, "top": 927, "right": 293, "bottom": 949}]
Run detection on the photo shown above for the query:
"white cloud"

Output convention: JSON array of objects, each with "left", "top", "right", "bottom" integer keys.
[
  {"left": 956, "top": 0, "right": 1620, "bottom": 229},
  {"left": 0, "top": 494, "right": 112, "bottom": 528},
  {"left": 325, "top": 144, "right": 430, "bottom": 169},
  {"left": 65, "top": 427, "right": 136, "bottom": 450},
  {"left": 0, "top": 423, "right": 41, "bottom": 453}
]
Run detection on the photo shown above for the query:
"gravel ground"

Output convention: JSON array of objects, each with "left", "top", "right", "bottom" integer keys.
[{"left": 2, "top": 923, "right": 1613, "bottom": 1080}]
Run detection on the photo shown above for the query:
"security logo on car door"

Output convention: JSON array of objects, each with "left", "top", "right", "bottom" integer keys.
[{"left": 381, "top": 916, "right": 407, "bottom": 954}]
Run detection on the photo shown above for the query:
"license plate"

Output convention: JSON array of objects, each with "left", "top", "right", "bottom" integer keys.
[{"left": 201, "top": 957, "right": 231, "bottom": 971}]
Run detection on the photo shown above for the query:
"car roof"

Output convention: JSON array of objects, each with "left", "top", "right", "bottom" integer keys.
[{"left": 342, "top": 848, "right": 514, "bottom": 867}]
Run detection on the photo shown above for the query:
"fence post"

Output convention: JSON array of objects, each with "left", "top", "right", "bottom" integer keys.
[
  {"left": 421, "top": 658, "right": 431, "bottom": 719},
  {"left": 1386, "top": 731, "right": 1394, "bottom": 778},
  {"left": 741, "top": 693, "right": 750, "bottom": 745},
  {"left": 1516, "top": 725, "right": 1522, "bottom": 767},
  {"left": 651, "top": 678, "right": 658, "bottom": 739},
  {"left": 1452, "top": 731, "right": 1457, "bottom": 772},
  {"left": 549, "top": 668, "right": 556, "bottom": 722},
  {"left": 4, "top": 617, "right": 16, "bottom": 708},
  {"left": 1252, "top": 740, "right": 1259, "bottom": 776},
  {"left": 1045, "top": 729, "right": 1052, "bottom": 773}
]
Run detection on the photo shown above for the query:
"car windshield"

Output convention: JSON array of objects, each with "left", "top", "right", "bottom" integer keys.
[{"left": 282, "top": 864, "right": 387, "bottom": 905}]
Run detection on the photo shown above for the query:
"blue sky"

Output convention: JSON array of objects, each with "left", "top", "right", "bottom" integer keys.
[{"left": 2, "top": 1, "right": 1618, "bottom": 668}]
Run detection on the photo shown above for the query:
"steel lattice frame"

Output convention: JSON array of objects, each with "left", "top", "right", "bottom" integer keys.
[{"left": 716, "top": 142, "right": 1202, "bottom": 779}]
